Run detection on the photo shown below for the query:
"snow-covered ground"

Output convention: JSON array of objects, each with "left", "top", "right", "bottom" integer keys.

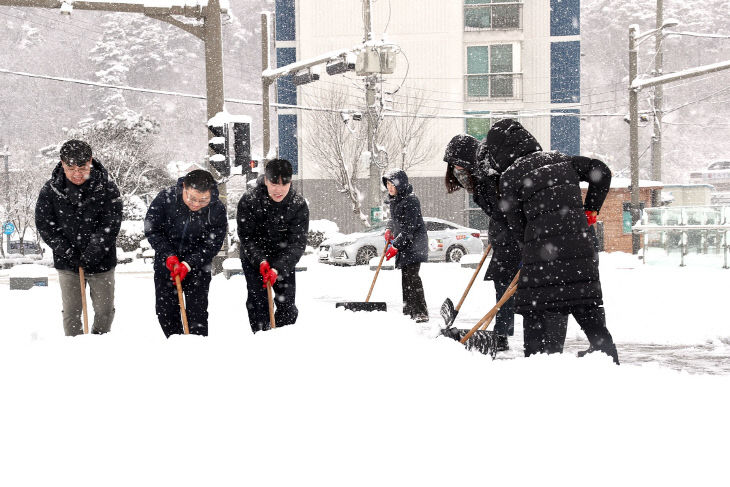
[{"left": 1, "top": 251, "right": 728, "bottom": 486}]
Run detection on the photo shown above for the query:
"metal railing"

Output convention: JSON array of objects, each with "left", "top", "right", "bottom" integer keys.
[
  {"left": 633, "top": 206, "right": 730, "bottom": 268},
  {"left": 464, "top": 2, "right": 523, "bottom": 31},
  {"left": 464, "top": 72, "right": 523, "bottom": 100}
]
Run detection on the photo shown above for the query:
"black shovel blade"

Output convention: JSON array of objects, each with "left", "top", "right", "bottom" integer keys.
[
  {"left": 336, "top": 302, "right": 388, "bottom": 312},
  {"left": 441, "top": 327, "right": 497, "bottom": 358},
  {"left": 440, "top": 298, "right": 457, "bottom": 327}
]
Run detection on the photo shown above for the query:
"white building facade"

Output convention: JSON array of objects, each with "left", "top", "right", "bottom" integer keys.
[{"left": 274, "top": 0, "right": 581, "bottom": 233}]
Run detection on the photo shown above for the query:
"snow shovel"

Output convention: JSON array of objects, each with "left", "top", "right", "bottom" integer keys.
[
  {"left": 440, "top": 244, "right": 492, "bottom": 327},
  {"left": 174, "top": 275, "right": 190, "bottom": 335},
  {"left": 335, "top": 242, "right": 389, "bottom": 312},
  {"left": 266, "top": 281, "right": 276, "bottom": 329},
  {"left": 79, "top": 267, "right": 89, "bottom": 335},
  {"left": 459, "top": 270, "right": 520, "bottom": 346}
]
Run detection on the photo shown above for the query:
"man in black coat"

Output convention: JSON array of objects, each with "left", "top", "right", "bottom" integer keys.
[
  {"left": 485, "top": 119, "right": 619, "bottom": 364},
  {"left": 236, "top": 159, "right": 309, "bottom": 333},
  {"left": 144, "top": 170, "right": 227, "bottom": 337},
  {"left": 35, "top": 139, "right": 123, "bottom": 336},
  {"left": 382, "top": 169, "right": 429, "bottom": 322}
]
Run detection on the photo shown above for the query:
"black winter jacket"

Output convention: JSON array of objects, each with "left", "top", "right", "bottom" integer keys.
[
  {"left": 35, "top": 159, "right": 123, "bottom": 274},
  {"left": 236, "top": 176, "right": 309, "bottom": 277},
  {"left": 144, "top": 178, "right": 228, "bottom": 274},
  {"left": 383, "top": 169, "right": 428, "bottom": 269},
  {"left": 499, "top": 146, "right": 612, "bottom": 313}
]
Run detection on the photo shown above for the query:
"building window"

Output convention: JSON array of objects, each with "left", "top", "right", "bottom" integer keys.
[
  {"left": 466, "top": 44, "right": 519, "bottom": 100},
  {"left": 464, "top": 1, "right": 522, "bottom": 31}
]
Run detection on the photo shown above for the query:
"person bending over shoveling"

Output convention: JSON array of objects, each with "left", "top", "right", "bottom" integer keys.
[
  {"left": 382, "top": 169, "right": 429, "bottom": 323},
  {"left": 236, "top": 159, "right": 309, "bottom": 333},
  {"left": 144, "top": 170, "right": 227, "bottom": 338}
]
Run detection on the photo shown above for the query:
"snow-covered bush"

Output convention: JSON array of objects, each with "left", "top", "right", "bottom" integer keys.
[
  {"left": 117, "top": 220, "right": 146, "bottom": 252},
  {"left": 308, "top": 219, "right": 339, "bottom": 248}
]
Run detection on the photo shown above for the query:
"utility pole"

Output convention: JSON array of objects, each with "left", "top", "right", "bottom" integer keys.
[
  {"left": 651, "top": 0, "right": 664, "bottom": 206},
  {"left": 363, "top": 0, "right": 381, "bottom": 225},
  {"left": 261, "top": 12, "right": 272, "bottom": 163},
  {"left": 629, "top": 25, "right": 641, "bottom": 255}
]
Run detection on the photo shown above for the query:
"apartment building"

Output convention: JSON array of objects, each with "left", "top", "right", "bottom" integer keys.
[{"left": 273, "top": 0, "right": 581, "bottom": 233}]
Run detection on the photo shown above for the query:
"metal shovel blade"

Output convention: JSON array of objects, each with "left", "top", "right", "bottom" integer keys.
[
  {"left": 336, "top": 302, "right": 387, "bottom": 312},
  {"left": 440, "top": 298, "right": 457, "bottom": 328},
  {"left": 441, "top": 327, "right": 497, "bottom": 358}
]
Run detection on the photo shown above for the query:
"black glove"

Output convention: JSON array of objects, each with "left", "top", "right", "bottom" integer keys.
[{"left": 64, "top": 247, "right": 81, "bottom": 268}]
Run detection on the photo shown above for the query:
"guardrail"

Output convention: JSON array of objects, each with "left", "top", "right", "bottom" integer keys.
[{"left": 633, "top": 206, "right": 730, "bottom": 268}]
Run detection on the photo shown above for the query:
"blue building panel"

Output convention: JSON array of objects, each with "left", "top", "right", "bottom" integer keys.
[
  {"left": 550, "top": 0, "right": 580, "bottom": 36},
  {"left": 551, "top": 110, "right": 580, "bottom": 155},
  {"left": 278, "top": 114, "right": 298, "bottom": 174},
  {"left": 275, "top": 0, "right": 296, "bottom": 41},
  {"left": 276, "top": 47, "right": 297, "bottom": 106},
  {"left": 550, "top": 41, "right": 580, "bottom": 103}
]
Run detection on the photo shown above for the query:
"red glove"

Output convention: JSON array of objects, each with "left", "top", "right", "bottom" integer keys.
[
  {"left": 384, "top": 229, "right": 393, "bottom": 242},
  {"left": 170, "top": 261, "right": 189, "bottom": 282},
  {"left": 166, "top": 255, "right": 180, "bottom": 272},
  {"left": 262, "top": 268, "right": 278, "bottom": 288},
  {"left": 385, "top": 245, "right": 398, "bottom": 261},
  {"left": 260, "top": 261, "right": 270, "bottom": 277},
  {"left": 585, "top": 210, "right": 598, "bottom": 226}
]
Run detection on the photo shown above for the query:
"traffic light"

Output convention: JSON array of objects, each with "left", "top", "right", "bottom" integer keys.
[
  {"left": 207, "top": 118, "right": 230, "bottom": 177},
  {"left": 231, "top": 121, "right": 251, "bottom": 171}
]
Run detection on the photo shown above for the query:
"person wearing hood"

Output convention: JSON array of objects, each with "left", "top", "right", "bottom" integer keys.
[
  {"left": 144, "top": 169, "right": 227, "bottom": 338},
  {"left": 35, "top": 140, "right": 123, "bottom": 336},
  {"left": 484, "top": 119, "right": 619, "bottom": 364},
  {"left": 236, "top": 158, "right": 309, "bottom": 333},
  {"left": 382, "top": 169, "right": 429, "bottom": 323},
  {"left": 442, "top": 133, "right": 557, "bottom": 352}
]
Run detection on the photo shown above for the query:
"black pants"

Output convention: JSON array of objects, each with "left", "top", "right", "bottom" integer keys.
[
  {"left": 524, "top": 306, "right": 618, "bottom": 363},
  {"left": 401, "top": 263, "right": 428, "bottom": 318},
  {"left": 493, "top": 276, "right": 516, "bottom": 337},
  {"left": 154, "top": 269, "right": 211, "bottom": 338},
  {"left": 242, "top": 259, "right": 298, "bottom": 333},
  {"left": 522, "top": 311, "right": 569, "bottom": 357}
]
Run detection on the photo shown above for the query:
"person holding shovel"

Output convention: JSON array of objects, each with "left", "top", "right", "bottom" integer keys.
[
  {"left": 442, "top": 134, "right": 556, "bottom": 353},
  {"left": 35, "top": 139, "right": 123, "bottom": 336},
  {"left": 483, "top": 119, "right": 619, "bottom": 364},
  {"left": 236, "top": 158, "right": 309, "bottom": 333},
  {"left": 144, "top": 169, "right": 227, "bottom": 338},
  {"left": 382, "top": 169, "right": 429, "bottom": 323}
]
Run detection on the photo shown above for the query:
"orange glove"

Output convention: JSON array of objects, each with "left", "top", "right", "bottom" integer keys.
[
  {"left": 259, "top": 260, "right": 270, "bottom": 277},
  {"left": 585, "top": 211, "right": 598, "bottom": 226},
  {"left": 384, "top": 229, "right": 393, "bottom": 242}
]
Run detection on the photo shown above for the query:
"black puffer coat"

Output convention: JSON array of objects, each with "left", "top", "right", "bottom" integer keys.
[
  {"left": 443, "top": 133, "right": 521, "bottom": 282},
  {"left": 144, "top": 178, "right": 228, "bottom": 273},
  {"left": 35, "top": 159, "right": 123, "bottom": 274},
  {"left": 383, "top": 169, "right": 428, "bottom": 269},
  {"left": 495, "top": 121, "right": 612, "bottom": 313},
  {"left": 236, "top": 176, "right": 309, "bottom": 277}
]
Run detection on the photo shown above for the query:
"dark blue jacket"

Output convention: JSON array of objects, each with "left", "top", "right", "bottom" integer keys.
[
  {"left": 383, "top": 169, "right": 428, "bottom": 268},
  {"left": 236, "top": 176, "right": 309, "bottom": 277},
  {"left": 144, "top": 178, "right": 228, "bottom": 274},
  {"left": 35, "top": 159, "right": 123, "bottom": 274}
]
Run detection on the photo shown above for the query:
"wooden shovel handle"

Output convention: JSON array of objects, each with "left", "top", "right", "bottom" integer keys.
[
  {"left": 365, "top": 241, "right": 390, "bottom": 302},
  {"left": 460, "top": 270, "right": 520, "bottom": 344},
  {"left": 175, "top": 275, "right": 190, "bottom": 335},
  {"left": 267, "top": 282, "right": 276, "bottom": 329},
  {"left": 79, "top": 267, "right": 89, "bottom": 335},
  {"left": 454, "top": 244, "right": 492, "bottom": 312}
]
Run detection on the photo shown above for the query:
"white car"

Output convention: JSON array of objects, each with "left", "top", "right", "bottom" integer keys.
[{"left": 318, "top": 217, "right": 484, "bottom": 266}]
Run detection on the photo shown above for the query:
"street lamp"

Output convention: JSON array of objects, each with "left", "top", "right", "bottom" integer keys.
[{"left": 628, "top": 19, "right": 678, "bottom": 254}]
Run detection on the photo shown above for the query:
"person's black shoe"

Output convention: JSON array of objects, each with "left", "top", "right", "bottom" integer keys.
[
  {"left": 495, "top": 334, "right": 509, "bottom": 352},
  {"left": 577, "top": 345, "right": 620, "bottom": 365}
]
